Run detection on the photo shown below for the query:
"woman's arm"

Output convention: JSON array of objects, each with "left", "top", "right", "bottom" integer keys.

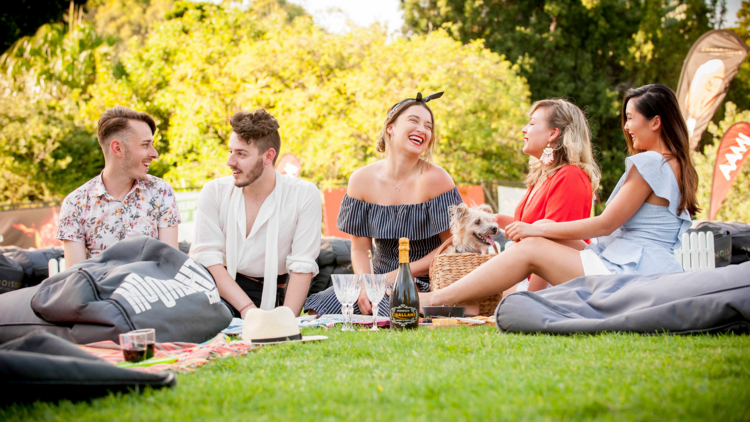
[
  {"left": 507, "top": 166, "right": 653, "bottom": 242},
  {"left": 351, "top": 235, "right": 374, "bottom": 275},
  {"left": 495, "top": 214, "right": 515, "bottom": 231},
  {"left": 352, "top": 235, "right": 376, "bottom": 314},
  {"left": 406, "top": 229, "right": 452, "bottom": 278}
]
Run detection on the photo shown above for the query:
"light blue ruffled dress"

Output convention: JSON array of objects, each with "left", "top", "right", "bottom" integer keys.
[{"left": 585, "top": 151, "right": 692, "bottom": 274}]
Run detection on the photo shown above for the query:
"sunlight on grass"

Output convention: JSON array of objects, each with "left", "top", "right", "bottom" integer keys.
[{"left": 2, "top": 327, "right": 749, "bottom": 421}]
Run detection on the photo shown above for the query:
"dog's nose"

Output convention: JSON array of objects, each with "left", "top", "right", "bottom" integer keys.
[{"left": 491, "top": 226, "right": 498, "bottom": 235}]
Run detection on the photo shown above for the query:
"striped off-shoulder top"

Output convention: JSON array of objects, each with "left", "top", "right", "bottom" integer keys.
[{"left": 336, "top": 187, "right": 463, "bottom": 289}]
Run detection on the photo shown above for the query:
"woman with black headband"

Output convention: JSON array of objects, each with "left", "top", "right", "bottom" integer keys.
[{"left": 304, "top": 92, "right": 463, "bottom": 316}]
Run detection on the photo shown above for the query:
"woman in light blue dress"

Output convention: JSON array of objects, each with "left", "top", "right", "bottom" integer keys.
[{"left": 420, "top": 84, "right": 701, "bottom": 311}]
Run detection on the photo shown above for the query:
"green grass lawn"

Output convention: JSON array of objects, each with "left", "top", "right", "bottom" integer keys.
[{"left": 2, "top": 326, "right": 750, "bottom": 421}]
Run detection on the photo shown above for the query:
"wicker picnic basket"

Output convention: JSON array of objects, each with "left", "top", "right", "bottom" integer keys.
[{"left": 428, "top": 236, "right": 502, "bottom": 316}]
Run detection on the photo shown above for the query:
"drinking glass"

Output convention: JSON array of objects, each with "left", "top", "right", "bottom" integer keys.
[
  {"left": 129, "top": 328, "right": 156, "bottom": 359},
  {"left": 119, "top": 331, "right": 149, "bottom": 363},
  {"left": 331, "top": 274, "right": 361, "bottom": 331},
  {"left": 343, "top": 275, "right": 363, "bottom": 331},
  {"left": 362, "top": 274, "right": 389, "bottom": 331}
]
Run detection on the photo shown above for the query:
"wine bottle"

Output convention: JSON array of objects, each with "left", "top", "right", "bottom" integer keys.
[{"left": 389, "top": 238, "right": 420, "bottom": 330}]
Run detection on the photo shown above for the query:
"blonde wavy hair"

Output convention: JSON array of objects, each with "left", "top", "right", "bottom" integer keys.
[{"left": 525, "top": 99, "right": 601, "bottom": 193}]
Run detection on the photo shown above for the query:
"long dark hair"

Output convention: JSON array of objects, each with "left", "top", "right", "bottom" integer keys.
[{"left": 621, "top": 84, "right": 700, "bottom": 216}]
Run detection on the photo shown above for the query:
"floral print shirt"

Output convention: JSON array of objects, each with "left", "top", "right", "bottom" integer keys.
[{"left": 56, "top": 173, "right": 182, "bottom": 258}]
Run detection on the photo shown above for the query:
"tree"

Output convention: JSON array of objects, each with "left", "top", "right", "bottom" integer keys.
[
  {"left": 83, "top": 0, "right": 174, "bottom": 46},
  {"left": 86, "top": 6, "right": 531, "bottom": 187},
  {"left": 725, "top": 1, "right": 750, "bottom": 113},
  {"left": 401, "top": 0, "right": 714, "bottom": 200},
  {"left": 0, "top": 14, "right": 104, "bottom": 204},
  {"left": 1, "top": 1, "right": 531, "bottom": 202},
  {"left": 0, "top": 0, "right": 88, "bottom": 54}
]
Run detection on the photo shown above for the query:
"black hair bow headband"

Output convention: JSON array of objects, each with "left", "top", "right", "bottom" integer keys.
[{"left": 387, "top": 91, "right": 444, "bottom": 120}]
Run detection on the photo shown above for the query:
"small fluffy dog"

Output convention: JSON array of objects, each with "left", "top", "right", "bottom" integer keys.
[{"left": 448, "top": 203, "right": 499, "bottom": 254}]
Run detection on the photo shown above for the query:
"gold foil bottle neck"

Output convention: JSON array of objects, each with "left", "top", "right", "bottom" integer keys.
[
  {"left": 398, "top": 238, "right": 410, "bottom": 250},
  {"left": 398, "top": 238, "right": 410, "bottom": 263}
]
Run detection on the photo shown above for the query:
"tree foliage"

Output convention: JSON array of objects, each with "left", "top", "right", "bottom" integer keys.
[
  {"left": 401, "top": 0, "right": 715, "bottom": 200},
  {"left": 0, "top": 18, "right": 104, "bottom": 203},
  {"left": 724, "top": 1, "right": 750, "bottom": 113},
  {"left": 0, "top": 0, "right": 87, "bottom": 53},
  {"left": 0, "top": 0, "right": 531, "bottom": 203}
]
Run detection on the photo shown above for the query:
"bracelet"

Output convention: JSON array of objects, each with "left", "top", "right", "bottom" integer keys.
[{"left": 239, "top": 303, "right": 256, "bottom": 316}]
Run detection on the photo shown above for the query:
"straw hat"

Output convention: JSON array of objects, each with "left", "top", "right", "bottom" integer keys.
[{"left": 243, "top": 306, "right": 327, "bottom": 344}]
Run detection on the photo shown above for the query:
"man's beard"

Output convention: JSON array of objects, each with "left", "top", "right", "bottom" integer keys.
[
  {"left": 122, "top": 147, "right": 148, "bottom": 181},
  {"left": 233, "top": 156, "right": 265, "bottom": 187}
]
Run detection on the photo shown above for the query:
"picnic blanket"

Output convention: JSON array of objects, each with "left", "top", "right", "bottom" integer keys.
[
  {"left": 495, "top": 261, "right": 750, "bottom": 334},
  {"left": 79, "top": 334, "right": 258, "bottom": 373},
  {"left": 297, "top": 315, "right": 391, "bottom": 329}
]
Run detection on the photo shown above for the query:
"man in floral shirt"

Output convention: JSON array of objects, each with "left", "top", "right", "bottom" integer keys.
[{"left": 56, "top": 106, "right": 181, "bottom": 267}]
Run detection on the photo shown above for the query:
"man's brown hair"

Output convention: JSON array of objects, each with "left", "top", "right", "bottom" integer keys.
[
  {"left": 230, "top": 109, "right": 281, "bottom": 165},
  {"left": 97, "top": 106, "right": 156, "bottom": 150}
]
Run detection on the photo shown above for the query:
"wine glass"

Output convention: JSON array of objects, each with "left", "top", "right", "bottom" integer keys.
[
  {"left": 344, "top": 275, "right": 363, "bottom": 331},
  {"left": 331, "top": 274, "right": 361, "bottom": 331},
  {"left": 362, "top": 274, "right": 389, "bottom": 331}
]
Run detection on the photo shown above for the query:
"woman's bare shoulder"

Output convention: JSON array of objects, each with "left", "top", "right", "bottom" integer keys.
[
  {"left": 420, "top": 163, "right": 456, "bottom": 198},
  {"left": 347, "top": 161, "right": 384, "bottom": 200}
]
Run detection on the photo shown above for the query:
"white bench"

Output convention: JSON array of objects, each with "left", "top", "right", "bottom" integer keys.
[
  {"left": 674, "top": 231, "right": 715, "bottom": 272},
  {"left": 48, "top": 258, "right": 65, "bottom": 276}
]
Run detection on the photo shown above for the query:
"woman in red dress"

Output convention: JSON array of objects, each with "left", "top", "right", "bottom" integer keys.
[{"left": 496, "top": 99, "right": 601, "bottom": 294}]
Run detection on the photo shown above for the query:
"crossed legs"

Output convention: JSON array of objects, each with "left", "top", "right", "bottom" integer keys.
[{"left": 421, "top": 237, "right": 586, "bottom": 307}]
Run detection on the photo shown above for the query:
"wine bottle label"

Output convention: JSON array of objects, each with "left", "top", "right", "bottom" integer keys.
[{"left": 390, "top": 304, "right": 418, "bottom": 327}]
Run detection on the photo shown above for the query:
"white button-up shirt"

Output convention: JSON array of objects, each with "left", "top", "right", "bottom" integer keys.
[{"left": 189, "top": 172, "right": 321, "bottom": 302}]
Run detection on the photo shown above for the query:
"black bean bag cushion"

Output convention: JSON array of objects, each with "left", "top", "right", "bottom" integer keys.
[{"left": 0, "top": 331, "right": 175, "bottom": 404}]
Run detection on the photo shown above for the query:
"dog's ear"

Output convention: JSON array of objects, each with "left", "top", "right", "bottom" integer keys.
[
  {"left": 477, "top": 204, "right": 494, "bottom": 214},
  {"left": 450, "top": 203, "right": 469, "bottom": 219},
  {"left": 449, "top": 203, "right": 469, "bottom": 227}
]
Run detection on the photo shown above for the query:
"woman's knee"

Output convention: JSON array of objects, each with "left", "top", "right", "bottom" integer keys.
[
  {"left": 512, "top": 237, "right": 553, "bottom": 268},
  {"left": 515, "top": 237, "right": 548, "bottom": 251}
]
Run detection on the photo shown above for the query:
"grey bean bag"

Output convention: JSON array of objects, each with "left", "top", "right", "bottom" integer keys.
[
  {"left": 0, "top": 235, "right": 232, "bottom": 344},
  {"left": 495, "top": 262, "right": 750, "bottom": 334}
]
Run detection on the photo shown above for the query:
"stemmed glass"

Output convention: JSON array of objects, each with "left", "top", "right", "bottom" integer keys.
[
  {"left": 331, "top": 274, "right": 361, "bottom": 331},
  {"left": 362, "top": 274, "right": 389, "bottom": 331}
]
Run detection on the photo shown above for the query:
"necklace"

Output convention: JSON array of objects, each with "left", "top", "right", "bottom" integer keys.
[{"left": 391, "top": 164, "right": 420, "bottom": 191}]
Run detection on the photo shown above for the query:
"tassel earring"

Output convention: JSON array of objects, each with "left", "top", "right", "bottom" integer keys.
[{"left": 540, "top": 143, "right": 554, "bottom": 165}]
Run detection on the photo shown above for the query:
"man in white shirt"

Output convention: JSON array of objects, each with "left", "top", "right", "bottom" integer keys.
[{"left": 189, "top": 109, "right": 321, "bottom": 319}]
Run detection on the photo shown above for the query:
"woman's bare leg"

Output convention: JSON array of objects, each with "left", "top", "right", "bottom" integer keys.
[
  {"left": 526, "top": 240, "right": 587, "bottom": 291},
  {"left": 422, "top": 237, "right": 585, "bottom": 307},
  {"left": 502, "top": 285, "right": 518, "bottom": 298},
  {"left": 527, "top": 275, "right": 549, "bottom": 292}
]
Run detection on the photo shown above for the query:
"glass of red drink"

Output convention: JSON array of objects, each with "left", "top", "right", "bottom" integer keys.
[{"left": 128, "top": 328, "right": 156, "bottom": 359}]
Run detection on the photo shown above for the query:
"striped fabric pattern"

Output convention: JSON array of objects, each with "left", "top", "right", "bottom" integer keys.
[
  {"left": 78, "top": 334, "right": 258, "bottom": 373},
  {"left": 304, "top": 187, "right": 463, "bottom": 316}
]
